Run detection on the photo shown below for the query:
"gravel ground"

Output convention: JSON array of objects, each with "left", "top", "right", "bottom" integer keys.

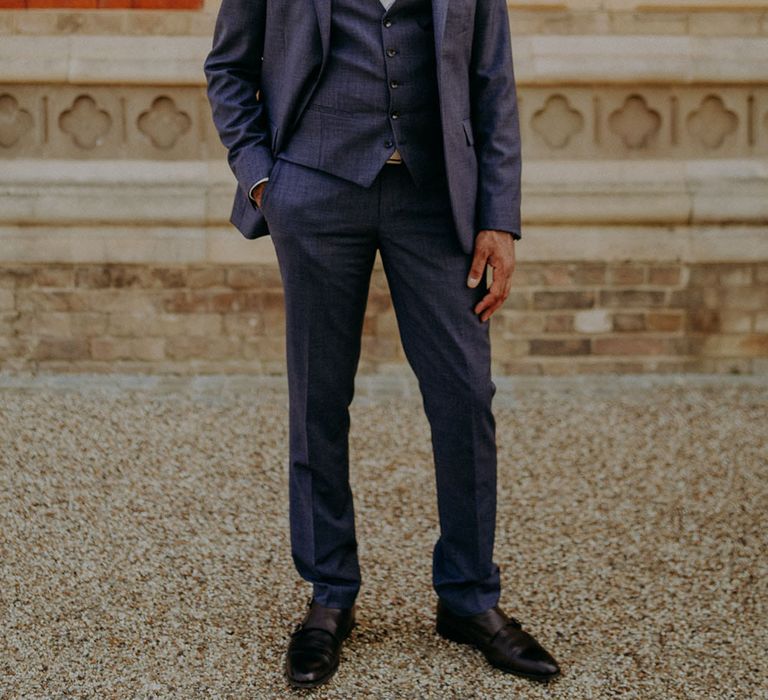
[{"left": 0, "top": 373, "right": 766, "bottom": 700}]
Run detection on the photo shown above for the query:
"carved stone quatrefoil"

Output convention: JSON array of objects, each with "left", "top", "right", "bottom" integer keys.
[
  {"left": 609, "top": 94, "right": 661, "bottom": 150},
  {"left": 532, "top": 94, "right": 584, "bottom": 149},
  {"left": 0, "top": 94, "right": 33, "bottom": 148},
  {"left": 687, "top": 95, "right": 738, "bottom": 149},
  {"left": 138, "top": 96, "right": 192, "bottom": 149},
  {"left": 59, "top": 95, "right": 112, "bottom": 150}
]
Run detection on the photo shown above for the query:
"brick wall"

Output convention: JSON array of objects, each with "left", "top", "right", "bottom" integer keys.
[{"left": 2, "top": 261, "right": 766, "bottom": 375}]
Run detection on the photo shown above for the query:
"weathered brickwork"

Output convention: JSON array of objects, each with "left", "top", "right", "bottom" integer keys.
[{"left": 1, "top": 261, "right": 766, "bottom": 375}]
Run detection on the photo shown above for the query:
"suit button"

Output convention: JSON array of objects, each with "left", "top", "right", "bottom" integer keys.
[
  {"left": 383, "top": 19, "right": 392, "bottom": 27},
  {"left": 384, "top": 139, "right": 393, "bottom": 148},
  {"left": 391, "top": 111, "right": 400, "bottom": 119},
  {"left": 386, "top": 48, "right": 398, "bottom": 57},
  {"left": 390, "top": 80, "right": 400, "bottom": 89}
]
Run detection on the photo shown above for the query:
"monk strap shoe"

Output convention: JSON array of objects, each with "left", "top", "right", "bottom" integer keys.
[
  {"left": 436, "top": 600, "right": 561, "bottom": 682},
  {"left": 285, "top": 598, "right": 356, "bottom": 688}
]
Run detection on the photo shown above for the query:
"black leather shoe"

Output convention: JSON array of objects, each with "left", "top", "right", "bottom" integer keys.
[
  {"left": 285, "top": 598, "right": 355, "bottom": 689},
  {"left": 436, "top": 600, "right": 561, "bottom": 682}
]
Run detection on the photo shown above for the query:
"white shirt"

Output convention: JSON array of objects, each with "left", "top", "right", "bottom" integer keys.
[{"left": 250, "top": 0, "right": 402, "bottom": 203}]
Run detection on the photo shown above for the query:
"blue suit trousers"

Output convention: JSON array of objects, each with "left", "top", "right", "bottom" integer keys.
[{"left": 261, "top": 155, "right": 501, "bottom": 616}]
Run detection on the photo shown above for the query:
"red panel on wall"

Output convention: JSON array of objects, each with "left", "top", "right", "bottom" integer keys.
[{"left": 1, "top": 0, "right": 203, "bottom": 8}]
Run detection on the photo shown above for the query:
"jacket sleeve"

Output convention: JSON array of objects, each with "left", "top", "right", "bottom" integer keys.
[
  {"left": 469, "top": 0, "right": 523, "bottom": 240},
  {"left": 203, "top": 0, "right": 274, "bottom": 205}
]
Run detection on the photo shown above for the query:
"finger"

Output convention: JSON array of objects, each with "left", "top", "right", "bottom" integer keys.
[
  {"left": 476, "top": 260, "right": 515, "bottom": 317},
  {"left": 474, "top": 273, "right": 506, "bottom": 317},
  {"left": 478, "top": 290, "right": 506, "bottom": 317},
  {"left": 479, "top": 282, "right": 511, "bottom": 321},
  {"left": 475, "top": 295, "right": 494, "bottom": 319},
  {"left": 480, "top": 299, "right": 504, "bottom": 322},
  {"left": 255, "top": 183, "right": 266, "bottom": 208},
  {"left": 481, "top": 281, "right": 513, "bottom": 321},
  {"left": 467, "top": 246, "right": 490, "bottom": 288},
  {"left": 476, "top": 293, "right": 504, "bottom": 322}
]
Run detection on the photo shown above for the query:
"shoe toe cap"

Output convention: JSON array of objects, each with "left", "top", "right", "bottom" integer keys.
[
  {"left": 288, "top": 651, "right": 333, "bottom": 683},
  {"left": 519, "top": 645, "right": 561, "bottom": 678}
]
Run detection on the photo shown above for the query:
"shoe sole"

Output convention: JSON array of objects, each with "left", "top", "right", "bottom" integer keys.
[{"left": 436, "top": 620, "right": 561, "bottom": 683}]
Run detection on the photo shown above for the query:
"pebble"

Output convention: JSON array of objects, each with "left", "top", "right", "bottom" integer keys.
[{"left": 0, "top": 373, "right": 766, "bottom": 699}]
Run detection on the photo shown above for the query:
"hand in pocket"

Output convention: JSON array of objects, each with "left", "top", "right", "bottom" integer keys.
[{"left": 253, "top": 181, "right": 268, "bottom": 209}]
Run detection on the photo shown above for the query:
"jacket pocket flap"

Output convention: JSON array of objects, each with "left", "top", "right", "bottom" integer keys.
[
  {"left": 269, "top": 119, "right": 280, "bottom": 151},
  {"left": 461, "top": 117, "right": 474, "bottom": 146}
]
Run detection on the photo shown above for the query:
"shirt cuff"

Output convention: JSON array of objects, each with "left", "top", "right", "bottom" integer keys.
[
  {"left": 248, "top": 176, "right": 270, "bottom": 202},
  {"left": 483, "top": 228, "right": 522, "bottom": 241}
]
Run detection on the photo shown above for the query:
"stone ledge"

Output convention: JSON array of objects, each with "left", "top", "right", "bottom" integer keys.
[
  {"left": 2, "top": 4, "right": 768, "bottom": 38},
  {"left": 0, "top": 160, "right": 230, "bottom": 224},
  {"left": 520, "top": 35, "right": 768, "bottom": 84},
  {"left": 603, "top": 0, "right": 768, "bottom": 9},
  {"left": 1, "top": 225, "right": 765, "bottom": 265},
  {"left": 524, "top": 159, "right": 768, "bottom": 224},
  {"left": 2, "top": 34, "right": 768, "bottom": 85},
  {"left": 2, "top": 159, "right": 766, "bottom": 227},
  {"left": 1, "top": 35, "right": 208, "bottom": 85}
]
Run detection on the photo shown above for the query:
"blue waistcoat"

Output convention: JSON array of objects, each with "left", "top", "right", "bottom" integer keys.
[{"left": 278, "top": 0, "right": 445, "bottom": 188}]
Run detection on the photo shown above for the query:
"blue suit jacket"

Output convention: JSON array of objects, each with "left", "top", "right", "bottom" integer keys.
[{"left": 204, "top": 0, "right": 522, "bottom": 255}]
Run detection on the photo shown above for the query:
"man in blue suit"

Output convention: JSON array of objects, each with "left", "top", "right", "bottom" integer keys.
[{"left": 204, "top": 0, "right": 560, "bottom": 688}]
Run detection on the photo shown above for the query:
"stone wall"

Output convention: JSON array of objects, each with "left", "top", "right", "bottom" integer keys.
[{"left": 1, "top": 1, "right": 767, "bottom": 375}]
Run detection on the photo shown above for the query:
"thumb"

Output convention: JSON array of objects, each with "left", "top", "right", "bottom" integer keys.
[{"left": 467, "top": 247, "right": 488, "bottom": 288}]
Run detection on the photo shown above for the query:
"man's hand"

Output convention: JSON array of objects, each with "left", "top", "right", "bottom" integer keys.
[
  {"left": 467, "top": 229, "right": 516, "bottom": 322},
  {"left": 253, "top": 181, "right": 267, "bottom": 209}
]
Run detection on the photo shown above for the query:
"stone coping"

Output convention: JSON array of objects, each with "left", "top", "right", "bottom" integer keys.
[
  {"left": 2, "top": 34, "right": 768, "bottom": 85},
  {"left": 2, "top": 158, "right": 766, "bottom": 228},
  {"left": 2, "top": 3, "right": 768, "bottom": 38},
  {"left": 1, "top": 225, "right": 765, "bottom": 265}
]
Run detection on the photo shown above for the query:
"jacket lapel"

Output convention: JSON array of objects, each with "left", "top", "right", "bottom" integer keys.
[
  {"left": 432, "top": 0, "right": 449, "bottom": 57},
  {"left": 311, "top": 0, "right": 332, "bottom": 68}
]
